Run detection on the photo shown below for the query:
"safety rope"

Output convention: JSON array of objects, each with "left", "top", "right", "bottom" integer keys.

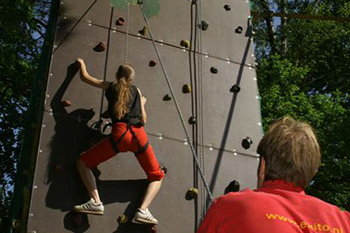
[
  {"left": 189, "top": 2, "right": 199, "bottom": 230},
  {"left": 139, "top": 3, "right": 213, "bottom": 202},
  {"left": 195, "top": 0, "right": 207, "bottom": 219},
  {"left": 96, "top": 7, "right": 114, "bottom": 131},
  {"left": 124, "top": 3, "right": 130, "bottom": 63}
]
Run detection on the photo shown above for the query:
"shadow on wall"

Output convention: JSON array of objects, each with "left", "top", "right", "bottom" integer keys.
[{"left": 44, "top": 63, "right": 151, "bottom": 232}]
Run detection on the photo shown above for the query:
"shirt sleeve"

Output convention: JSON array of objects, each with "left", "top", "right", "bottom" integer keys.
[{"left": 197, "top": 199, "right": 220, "bottom": 233}]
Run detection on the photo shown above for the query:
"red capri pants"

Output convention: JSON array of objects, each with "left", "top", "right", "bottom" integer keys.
[{"left": 80, "top": 123, "right": 164, "bottom": 181}]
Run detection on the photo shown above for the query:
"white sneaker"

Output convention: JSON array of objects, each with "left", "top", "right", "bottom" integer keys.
[
  {"left": 73, "top": 198, "right": 104, "bottom": 215},
  {"left": 132, "top": 208, "right": 158, "bottom": 225}
]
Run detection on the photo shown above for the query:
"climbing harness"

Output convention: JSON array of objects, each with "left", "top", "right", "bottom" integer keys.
[
  {"left": 139, "top": 3, "right": 213, "bottom": 203},
  {"left": 109, "top": 123, "right": 149, "bottom": 156}
]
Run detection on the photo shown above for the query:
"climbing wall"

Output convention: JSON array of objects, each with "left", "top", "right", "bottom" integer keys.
[{"left": 27, "top": 0, "right": 262, "bottom": 232}]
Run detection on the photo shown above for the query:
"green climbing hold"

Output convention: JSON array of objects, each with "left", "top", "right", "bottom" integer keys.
[{"left": 139, "top": 26, "right": 149, "bottom": 36}]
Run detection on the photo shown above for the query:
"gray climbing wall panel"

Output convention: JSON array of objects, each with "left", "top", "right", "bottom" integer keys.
[{"left": 27, "top": 0, "right": 262, "bottom": 232}]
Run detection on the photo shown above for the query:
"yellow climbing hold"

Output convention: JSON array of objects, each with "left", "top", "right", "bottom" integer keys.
[
  {"left": 180, "top": 40, "right": 190, "bottom": 49},
  {"left": 117, "top": 214, "right": 128, "bottom": 224},
  {"left": 182, "top": 84, "right": 192, "bottom": 94},
  {"left": 185, "top": 188, "right": 198, "bottom": 200}
]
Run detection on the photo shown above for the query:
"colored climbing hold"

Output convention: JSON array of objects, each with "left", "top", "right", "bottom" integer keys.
[
  {"left": 102, "top": 122, "right": 113, "bottom": 133},
  {"left": 180, "top": 40, "right": 190, "bottom": 49},
  {"left": 200, "top": 20, "right": 209, "bottom": 31},
  {"left": 224, "top": 4, "right": 231, "bottom": 11},
  {"left": 182, "top": 84, "right": 192, "bottom": 94},
  {"left": 61, "top": 99, "right": 71, "bottom": 107},
  {"left": 163, "top": 94, "right": 172, "bottom": 101},
  {"left": 242, "top": 137, "right": 253, "bottom": 149},
  {"left": 117, "top": 214, "right": 128, "bottom": 224},
  {"left": 93, "top": 41, "right": 107, "bottom": 52},
  {"left": 116, "top": 17, "right": 125, "bottom": 26},
  {"left": 235, "top": 26, "right": 243, "bottom": 34},
  {"left": 185, "top": 188, "right": 198, "bottom": 200},
  {"left": 139, "top": 26, "right": 149, "bottom": 36},
  {"left": 210, "top": 67, "right": 218, "bottom": 74},
  {"left": 149, "top": 60, "right": 157, "bottom": 67},
  {"left": 224, "top": 180, "right": 240, "bottom": 194},
  {"left": 73, "top": 213, "right": 84, "bottom": 226},
  {"left": 188, "top": 116, "right": 197, "bottom": 125},
  {"left": 230, "top": 84, "right": 241, "bottom": 94},
  {"left": 161, "top": 166, "right": 168, "bottom": 174},
  {"left": 53, "top": 163, "right": 62, "bottom": 173}
]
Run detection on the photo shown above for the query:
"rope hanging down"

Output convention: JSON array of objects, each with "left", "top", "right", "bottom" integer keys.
[
  {"left": 97, "top": 7, "right": 114, "bottom": 129},
  {"left": 139, "top": 3, "right": 213, "bottom": 203},
  {"left": 124, "top": 3, "right": 130, "bottom": 63},
  {"left": 194, "top": 0, "right": 207, "bottom": 218}
]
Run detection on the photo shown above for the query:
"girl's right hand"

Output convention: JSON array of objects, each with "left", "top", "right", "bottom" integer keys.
[{"left": 75, "top": 57, "right": 86, "bottom": 70}]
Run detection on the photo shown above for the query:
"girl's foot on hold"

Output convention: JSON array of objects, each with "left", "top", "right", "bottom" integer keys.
[
  {"left": 73, "top": 198, "right": 104, "bottom": 215},
  {"left": 132, "top": 208, "right": 158, "bottom": 225}
]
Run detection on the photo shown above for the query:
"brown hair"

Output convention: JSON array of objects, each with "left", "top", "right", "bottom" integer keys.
[
  {"left": 257, "top": 116, "right": 321, "bottom": 188},
  {"left": 113, "top": 64, "right": 134, "bottom": 119}
]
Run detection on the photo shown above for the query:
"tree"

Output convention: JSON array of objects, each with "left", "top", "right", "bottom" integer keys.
[
  {"left": 0, "top": 0, "right": 51, "bottom": 230},
  {"left": 252, "top": 0, "right": 350, "bottom": 209}
]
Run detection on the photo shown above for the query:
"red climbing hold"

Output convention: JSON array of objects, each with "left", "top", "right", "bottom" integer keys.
[
  {"left": 93, "top": 41, "right": 107, "bottom": 52},
  {"left": 116, "top": 17, "right": 125, "bottom": 26},
  {"left": 61, "top": 99, "right": 71, "bottom": 107}
]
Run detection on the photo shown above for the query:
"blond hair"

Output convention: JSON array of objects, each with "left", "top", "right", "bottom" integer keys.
[
  {"left": 257, "top": 116, "right": 321, "bottom": 188},
  {"left": 113, "top": 64, "right": 134, "bottom": 119}
]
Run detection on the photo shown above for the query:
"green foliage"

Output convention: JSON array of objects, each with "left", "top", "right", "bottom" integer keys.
[
  {"left": 0, "top": 0, "right": 50, "bottom": 231},
  {"left": 253, "top": 0, "right": 350, "bottom": 210},
  {"left": 109, "top": 0, "right": 161, "bottom": 18}
]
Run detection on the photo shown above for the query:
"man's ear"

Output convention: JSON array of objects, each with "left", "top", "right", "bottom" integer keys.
[
  {"left": 258, "top": 157, "right": 266, "bottom": 180},
  {"left": 257, "top": 157, "right": 266, "bottom": 188}
]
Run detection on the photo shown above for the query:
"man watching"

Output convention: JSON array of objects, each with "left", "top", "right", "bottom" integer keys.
[{"left": 198, "top": 117, "right": 350, "bottom": 232}]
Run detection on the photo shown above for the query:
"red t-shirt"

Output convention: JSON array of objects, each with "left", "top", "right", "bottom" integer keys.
[{"left": 197, "top": 180, "right": 350, "bottom": 233}]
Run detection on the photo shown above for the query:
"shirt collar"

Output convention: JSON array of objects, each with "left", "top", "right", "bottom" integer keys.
[{"left": 260, "top": 180, "right": 305, "bottom": 194}]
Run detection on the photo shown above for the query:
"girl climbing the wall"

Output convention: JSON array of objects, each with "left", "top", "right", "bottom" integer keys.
[{"left": 73, "top": 58, "right": 164, "bottom": 225}]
